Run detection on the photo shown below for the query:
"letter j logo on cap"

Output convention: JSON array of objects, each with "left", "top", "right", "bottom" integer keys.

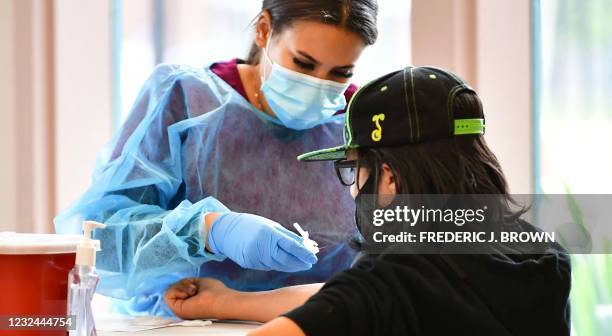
[{"left": 371, "top": 114, "right": 385, "bottom": 142}]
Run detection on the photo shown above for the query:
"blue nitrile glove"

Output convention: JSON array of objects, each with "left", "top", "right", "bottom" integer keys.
[{"left": 207, "top": 212, "right": 318, "bottom": 272}]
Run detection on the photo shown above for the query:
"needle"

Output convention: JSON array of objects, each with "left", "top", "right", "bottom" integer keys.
[
  {"left": 293, "top": 222, "right": 309, "bottom": 239},
  {"left": 293, "top": 223, "right": 319, "bottom": 254}
]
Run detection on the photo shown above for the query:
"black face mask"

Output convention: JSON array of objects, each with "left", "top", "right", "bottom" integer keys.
[
  {"left": 352, "top": 164, "right": 405, "bottom": 253},
  {"left": 354, "top": 165, "right": 379, "bottom": 235},
  {"left": 350, "top": 164, "right": 380, "bottom": 251}
]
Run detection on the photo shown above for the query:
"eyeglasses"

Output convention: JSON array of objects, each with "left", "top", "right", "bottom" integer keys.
[{"left": 334, "top": 160, "right": 357, "bottom": 186}]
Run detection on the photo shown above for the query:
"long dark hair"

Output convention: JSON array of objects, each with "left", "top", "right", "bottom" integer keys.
[
  {"left": 246, "top": 0, "right": 379, "bottom": 65},
  {"left": 357, "top": 92, "right": 525, "bottom": 221}
]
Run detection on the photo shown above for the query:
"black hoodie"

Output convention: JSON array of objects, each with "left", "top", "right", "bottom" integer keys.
[{"left": 284, "top": 245, "right": 571, "bottom": 335}]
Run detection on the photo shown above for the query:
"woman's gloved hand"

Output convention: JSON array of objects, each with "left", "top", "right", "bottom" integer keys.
[{"left": 206, "top": 212, "right": 317, "bottom": 272}]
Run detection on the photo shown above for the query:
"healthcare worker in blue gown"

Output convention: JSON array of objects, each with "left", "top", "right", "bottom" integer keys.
[{"left": 54, "top": 0, "right": 379, "bottom": 316}]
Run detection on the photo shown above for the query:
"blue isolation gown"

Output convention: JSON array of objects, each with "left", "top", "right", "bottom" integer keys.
[{"left": 54, "top": 63, "right": 358, "bottom": 316}]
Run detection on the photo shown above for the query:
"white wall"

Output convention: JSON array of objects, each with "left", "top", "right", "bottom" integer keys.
[
  {"left": 0, "top": 0, "right": 60, "bottom": 233},
  {"left": 475, "top": 0, "right": 532, "bottom": 194},
  {"left": 413, "top": 0, "right": 533, "bottom": 194},
  {"left": 54, "top": 0, "right": 114, "bottom": 215},
  {"left": 411, "top": 0, "right": 477, "bottom": 84},
  {"left": 0, "top": 0, "right": 17, "bottom": 232}
]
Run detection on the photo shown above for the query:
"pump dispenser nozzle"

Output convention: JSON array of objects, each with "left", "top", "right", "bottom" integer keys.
[
  {"left": 68, "top": 221, "right": 105, "bottom": 336},
  {"left": 76, "top": 221, "right": 106, "bottom": 267}
]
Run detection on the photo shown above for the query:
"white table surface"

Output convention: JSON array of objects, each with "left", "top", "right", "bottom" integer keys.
[
  {"left": 97, "top": 320, "right": 260, "bottom": 335},
  {"left": 93, "top": 295, "right": 260, "bottom": 335}
]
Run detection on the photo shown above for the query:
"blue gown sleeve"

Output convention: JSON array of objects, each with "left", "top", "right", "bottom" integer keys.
[{"left": 54, "top": 64, "right": 227, "bottom": 302}]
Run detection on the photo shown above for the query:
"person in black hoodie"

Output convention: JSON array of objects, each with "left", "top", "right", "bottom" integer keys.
[{"left": 163, "top": 66, "right": 571, "bottom": 336}]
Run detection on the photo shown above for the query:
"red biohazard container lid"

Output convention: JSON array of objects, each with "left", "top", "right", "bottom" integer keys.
[{"left": 0, "top": 232, "right": 96, "bottom": 255}]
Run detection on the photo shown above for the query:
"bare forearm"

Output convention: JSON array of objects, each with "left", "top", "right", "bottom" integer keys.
[{"left": 216, "top": 283, "right": 323, "bottom": 323}]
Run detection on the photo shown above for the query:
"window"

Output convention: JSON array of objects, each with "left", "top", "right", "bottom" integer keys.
[{"left": 534, "top": 0, "right": 612, "bottom": 334}]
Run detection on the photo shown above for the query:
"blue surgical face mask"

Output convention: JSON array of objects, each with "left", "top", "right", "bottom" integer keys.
[{"left": 260, "top": 37, "right": 350, "bottom": 130}]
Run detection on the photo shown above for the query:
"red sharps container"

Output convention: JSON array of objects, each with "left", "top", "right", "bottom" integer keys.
[{"left": 0, "top": 232, "right": 82, "bottom": 336}]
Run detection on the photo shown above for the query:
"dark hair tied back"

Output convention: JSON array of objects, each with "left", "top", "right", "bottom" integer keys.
[{"left": 246, "top": 0, "right": 378, "bottom": 64}]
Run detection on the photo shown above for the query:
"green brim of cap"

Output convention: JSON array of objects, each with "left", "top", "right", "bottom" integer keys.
[{"left": 297, "top": 145, "right": 349, "bottom": 162}]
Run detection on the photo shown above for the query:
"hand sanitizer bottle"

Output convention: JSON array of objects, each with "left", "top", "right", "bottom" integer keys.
[{"left": 67, "top": 221, "right": 106, "bottom": 336}]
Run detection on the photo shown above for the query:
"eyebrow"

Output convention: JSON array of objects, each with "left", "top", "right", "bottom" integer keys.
[{"left": 296, "top": 50, "right": 355, "bottom": 70}]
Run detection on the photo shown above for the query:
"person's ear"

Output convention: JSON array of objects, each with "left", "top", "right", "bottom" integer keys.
[
  {"left": 379, "top": 163, "right": 397, "bottom": 196},
  {"left": 254, "top": 11, "right": 273, "bottom": 49}
]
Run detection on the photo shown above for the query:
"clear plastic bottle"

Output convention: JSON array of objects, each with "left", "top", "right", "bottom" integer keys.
[{"left": 67, "top": 221, "right": 106, "bottom": 336}]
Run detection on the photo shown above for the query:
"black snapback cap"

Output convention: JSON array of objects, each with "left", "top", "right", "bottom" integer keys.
[{"left": 298, "top": 66, "right": 485, "bottom": 161}]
